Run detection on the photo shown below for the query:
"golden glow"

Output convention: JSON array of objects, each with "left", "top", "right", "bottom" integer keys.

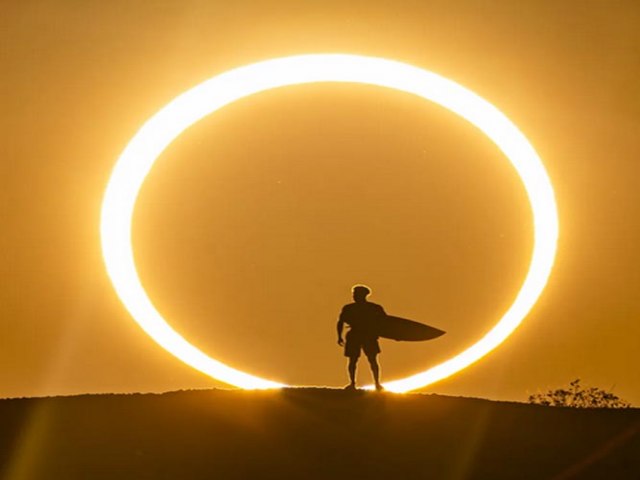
[{"left": 100, "top": 54, "right": 558, "bottom": 392}]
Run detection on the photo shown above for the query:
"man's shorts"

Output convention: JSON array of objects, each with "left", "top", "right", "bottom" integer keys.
[{"left": 344, "top": 330, "right": 381, "bottom": 359}]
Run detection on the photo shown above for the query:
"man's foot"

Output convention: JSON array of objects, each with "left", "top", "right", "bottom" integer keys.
[
  {"left": 375, "top": 383, "right": 385, "bottom": 392},
  {"left": 344, "top": 383, "right": 357, "bottom": 391}
]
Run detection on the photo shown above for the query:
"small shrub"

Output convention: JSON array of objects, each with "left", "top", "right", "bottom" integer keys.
[{"left": 528, "top": 379, "right": 631, "bottom": 408}]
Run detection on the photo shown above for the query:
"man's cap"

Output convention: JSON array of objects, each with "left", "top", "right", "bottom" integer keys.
[{"left": 352, "top": 284, "right": 371, "bottom": 296}]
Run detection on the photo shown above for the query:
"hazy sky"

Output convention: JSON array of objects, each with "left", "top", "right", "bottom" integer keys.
[{"left": 2, "top": 1, "right": 639, "bottom": 403}]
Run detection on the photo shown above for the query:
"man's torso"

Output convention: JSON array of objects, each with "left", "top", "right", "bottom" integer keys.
[{"left": 340, "top": 301, "right": 385, "bottom": 337}]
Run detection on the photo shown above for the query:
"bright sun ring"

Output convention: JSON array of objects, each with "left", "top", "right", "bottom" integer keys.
[{"left": 101, "top": 54, "right": 558, "bottom": 392}]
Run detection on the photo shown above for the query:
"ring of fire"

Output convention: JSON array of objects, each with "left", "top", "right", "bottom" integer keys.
[{"left": 100, "top": 54, "right": 558, "bottom": 392}]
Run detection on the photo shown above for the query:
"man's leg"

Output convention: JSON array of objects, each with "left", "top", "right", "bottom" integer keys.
[
  {"left": 367, "top": 354, "right": 383, "bottom": 390},
  {"left": 347, "top": 357, "right": 358, "bottom": 388}
]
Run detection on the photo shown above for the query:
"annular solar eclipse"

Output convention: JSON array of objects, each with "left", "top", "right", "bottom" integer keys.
[{"left": 101, "top": 54, "right": 558, "bottom": 392}]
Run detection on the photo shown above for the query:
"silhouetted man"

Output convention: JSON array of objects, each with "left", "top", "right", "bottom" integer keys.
[{"left": 337, "top": 285, "right": 385, "bottom": 391}]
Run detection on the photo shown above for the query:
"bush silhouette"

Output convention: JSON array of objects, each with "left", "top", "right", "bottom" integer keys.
[{"left": 529, "top": 379, "right": 631, "bottom": 408}]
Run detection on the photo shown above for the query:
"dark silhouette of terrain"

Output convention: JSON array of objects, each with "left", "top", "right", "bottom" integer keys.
[{"left": 0, "top": 388, "right": 638, "bottom": 479}]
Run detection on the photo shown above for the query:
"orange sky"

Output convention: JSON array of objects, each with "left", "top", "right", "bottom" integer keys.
[{"left": 1, "top": 1, "right": 639, "bottom": 403}]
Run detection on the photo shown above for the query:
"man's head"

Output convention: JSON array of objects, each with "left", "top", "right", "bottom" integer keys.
[{"left": 352, "top": 284, "right": 371, "bottom": 303}]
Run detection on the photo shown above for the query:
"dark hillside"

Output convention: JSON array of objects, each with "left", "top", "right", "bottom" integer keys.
[{"left": 1, "top": 389, "right": 638, "bottom": 479}]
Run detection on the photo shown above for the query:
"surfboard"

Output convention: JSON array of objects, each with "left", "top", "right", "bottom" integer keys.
[{"left": 376, "top": 315, "right": 446, "bottom": 342}]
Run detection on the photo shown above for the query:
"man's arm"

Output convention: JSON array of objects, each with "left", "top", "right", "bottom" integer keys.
[
  {"left": 337, "top": 308, "right": 346, "bottom": 346},
  {"left": 373, "top": 304, "right": 387, "bottom": 338}
]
